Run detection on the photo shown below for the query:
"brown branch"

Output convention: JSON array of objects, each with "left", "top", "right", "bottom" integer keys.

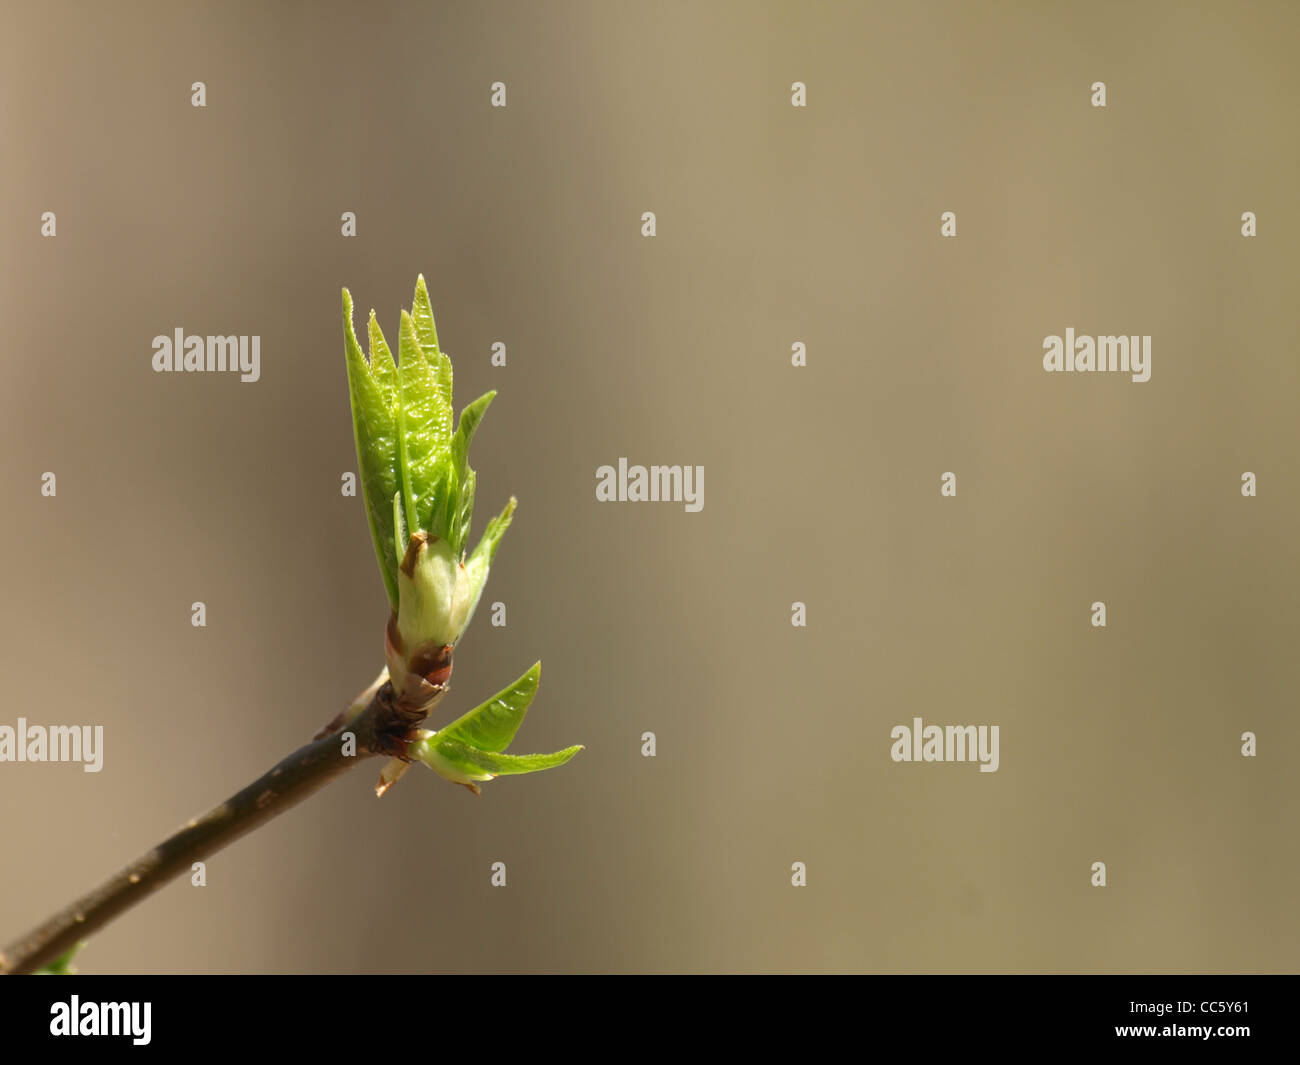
[{"left": 0, "top": 679, "right": 444, "bottom": 975}]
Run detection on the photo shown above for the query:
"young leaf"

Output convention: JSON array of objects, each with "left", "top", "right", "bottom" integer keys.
[
  {"left": 410, "top": 274, "right": 453, "bottom": 409},
  {"left": 433, "top": 738, "right": 584, "bottom": 777},
  {"left": 432, "top": 391, "right": 494, "bottom": 556},
  {"left": 342, "top": 290, "right": 400, "bottom": 609},
  {"left": 35, "top": 941, "right": 84, "bottom": 975},
  {"left": 396, "top": 310, "right": 454, "bottom": 537},
  {"left": 391, "top": 490, "right": 408, "bottom": 568},
  {"left": 435, "top": 662, "right": 541, "bottom": 753},
  {"left": 455, "top": 466, "right": 477, "bottom": 561},
  {"left": 468, "top": 495, "right": 517, "bottom": 570},
  {"left": 364, "top": 308, "right": 398, "bottom": 411},
  {"left": 426, "top": 460, "right": 460, "bottom": 550},
  {"left": 451, "top": 392, "right": 494, "bottom": 552}
]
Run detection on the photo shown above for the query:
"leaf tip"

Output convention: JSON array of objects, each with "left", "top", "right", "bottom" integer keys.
[{"left": 341, "top": 290, "right": 365, "bottom": 364}]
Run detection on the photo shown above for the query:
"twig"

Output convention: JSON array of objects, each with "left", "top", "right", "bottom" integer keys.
[{"left": 0, "top": 679, "right": 441, "bottom": 975}]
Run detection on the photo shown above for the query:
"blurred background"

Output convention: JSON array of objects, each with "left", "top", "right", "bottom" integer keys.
[{"left": 1, "top": 0, "right": 1296, "bottom": 973}]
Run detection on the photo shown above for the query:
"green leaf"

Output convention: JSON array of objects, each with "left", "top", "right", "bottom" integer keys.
[
  {"left": 343, "top": 290, "right": 401, "bottom": 609},
  {"left": 434, "top": 738, "right": 584, "bottom": 778},
  {"left": 468, "top": 495, "right": 516, "bottom": 569},
  {"left": 391, "top": 490, "right": 407, "bottom": 566},
  {"left": 436, "top": 662, "right": 540, "bottom": 752},
  {"left": 35, "top": 941, "right": 85, "bottom": 975},
  {"left": 426, "top": 460, "right": 459, "bottom": 549},
  {"left": 433, "top": 391, "right": 495, "bottom": 556},
  {"left": 455, "top": 466, "right": 477, "bottom": 561},
  {"left": 364, "top": 309, "right": 398, "bottom": 409},
  {"left": 447, "top": 395, "right": 488, "bottom": 553},
  {"left": 410, "top": 664, "right": 582, "bottom": 786},
  {"left": 396, "top": 310, "right": 454, "bottom": 538},
  {"left": 410, "top": 275, "right": 453, "bottom": 409}
]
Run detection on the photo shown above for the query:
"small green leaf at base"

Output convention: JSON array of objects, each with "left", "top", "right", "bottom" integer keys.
[
  {"left": 418, "top": 737, "right": 583, "bottom": 784},
  {"left": 436, "top": 662, "right": 540, "bottom": 753},
  {"left": 406, "top": 662, "right": 582, "bottom": 790},
  {"left": 35, "top": 942, "right": 85, "bottom": 975}
]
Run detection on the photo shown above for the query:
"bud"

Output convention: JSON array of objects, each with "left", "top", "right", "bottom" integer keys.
[{"left": 342, "top": 276, "right": 514, "bottom": 696}]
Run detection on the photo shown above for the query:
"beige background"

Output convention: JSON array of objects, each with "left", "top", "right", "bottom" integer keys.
[{"left": 1, "top": 0, "right": 1296, "bottom": 973}]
